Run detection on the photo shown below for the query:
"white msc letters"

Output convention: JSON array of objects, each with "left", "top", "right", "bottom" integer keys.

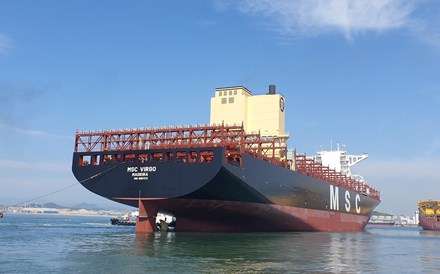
[{"left": 329, "top": 185, "right": 361, "bottom": 214}]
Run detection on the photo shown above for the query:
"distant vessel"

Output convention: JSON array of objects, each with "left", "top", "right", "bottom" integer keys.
[
  {"left": 368, "top": 221, "right": 396, "bottom": 226},
  {"left": 0, "top": 211, "right": 3, "bottom": 218},
  {"left": 110, "top": 216, "right": 135, "bottom": 226},
  {"left": 418, "top": 200, "right": 440, "bottom": 230},
  {"left": 368, "top": 211, "right": 396, "bottom": 226},
  {"left": 72, "top": 85, "right": 380, "bottom": 232},
  {"left": 110, "top": 211, "right": 138, "bottom": 226}
]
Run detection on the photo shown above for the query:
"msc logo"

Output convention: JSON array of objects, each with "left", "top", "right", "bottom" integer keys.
[{"left": 329, "top": 185, "right": 361, "bottom": 214}]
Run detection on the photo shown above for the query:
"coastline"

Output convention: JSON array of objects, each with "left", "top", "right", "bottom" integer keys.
[{"left": 1, "top": 207, "right": 129, "bottom": 218}]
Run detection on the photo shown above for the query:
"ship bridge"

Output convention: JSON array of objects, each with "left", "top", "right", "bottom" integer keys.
[
  {"left": 313, "top": 143, "right": 368, "bottom": 179},
  {"left": 210, "top": 85, "right": 289, "bottom": 140},
  {"left": 210, "top": 85, "right": 289, "bottom": 159}
]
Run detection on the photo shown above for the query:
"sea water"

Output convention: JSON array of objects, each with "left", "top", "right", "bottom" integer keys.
[{"left": 1, "top": 214, "right": 440, "bottom": 273}]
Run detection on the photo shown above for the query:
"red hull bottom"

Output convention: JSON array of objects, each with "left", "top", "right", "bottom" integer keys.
[
  {"left": 116, "top": 198, "right": 371, "bottom": 233},
  {"left": 419, "top": 214, "right": 440, "bottom": 231}
]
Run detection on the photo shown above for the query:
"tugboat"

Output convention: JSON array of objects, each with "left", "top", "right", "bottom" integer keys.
[{"left": 110, "top": 214, "right": 136, "bottom": 226}]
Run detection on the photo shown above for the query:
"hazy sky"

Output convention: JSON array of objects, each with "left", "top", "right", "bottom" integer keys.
[{"left": 1, "top": 0, "right": 439, "bottom": 214}]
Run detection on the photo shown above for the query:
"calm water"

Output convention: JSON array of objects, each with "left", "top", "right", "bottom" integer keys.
[{"left": 1, "top": 214, "right": 440, "bottom": 273}]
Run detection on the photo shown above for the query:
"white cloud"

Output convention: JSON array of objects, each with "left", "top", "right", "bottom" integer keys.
[
  {"left": 432, "top": 135, "right": 440, "bottom": 151},
  {"left": 0, "top": 33, "right": 11, "bottom": 55},
  {"left": 353, "top": 156, "right": 440, "bottom": 214},
  {"left": 231, "top": 0, "right": 423, "bottom": 41},
  {"left": 356, "top": 157, "right": 440, "bottom": 181},
  {"left": 0, "top": 159, "right": 70, "bottom": 172},
  {"left": 407, "top": 16, "right": 440, "bottom": 51},
  {"left": 0, "top": 122, "right": 73, "bottom": 140}
]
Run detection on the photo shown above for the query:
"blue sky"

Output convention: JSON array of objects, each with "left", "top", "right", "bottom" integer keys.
[{"left": 0, "top": 0, "right": 439, "bottom": 214}]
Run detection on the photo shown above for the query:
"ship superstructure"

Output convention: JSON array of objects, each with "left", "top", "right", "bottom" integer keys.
[
  {"left": 72, "top": 85, "right": 380, "bottom": 232},
  {"left": 211, "top": 85, "right": 288, "bottom": 139}
]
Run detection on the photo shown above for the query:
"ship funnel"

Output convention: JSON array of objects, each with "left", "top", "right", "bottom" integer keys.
[{"left": 268, "top": 85, "right": 276, "bottom": 95}]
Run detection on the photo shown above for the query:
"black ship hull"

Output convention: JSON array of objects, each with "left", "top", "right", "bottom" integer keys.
[{"left": 72, "top": 146, "right": 379, "bottom": 232}]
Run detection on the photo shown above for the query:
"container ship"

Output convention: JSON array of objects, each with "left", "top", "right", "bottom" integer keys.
[
  {"left": 418, "top": 200, "right": 440, "bottom": 230},
  {"left": 72, "top": 85, "right": 380, "bottom": 232}
]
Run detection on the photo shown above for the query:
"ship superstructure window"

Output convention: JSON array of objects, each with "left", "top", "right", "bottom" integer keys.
[
  {"left": 189, "top": 151, "right": 198, "bottom": 163},
  {"left": 92, "top": 155, "right": 100, "bottom": 165},
  {"left": 234, "top": 90, "right": 237, "bottom": 95},
  {"left": 166, "top": 152, "right": 174, "bottom": 163},
  {"left": 79, "top": 155, "right": 91, "bottom": 166},
  {"left": 114, "top": 154, "right": 122, "bottom": 163},
  {"left": 218, "top": 91, "right": 222, "bottom": 96},
  {"left": 78, "top": 149, "right": 214, "bottom": 168},
  {"left": 103, "top": 154, "right": 112, "bottom": 164},
  {"left": 200, "top": 150, "right": 214, "bottom": 162},
  {"left": 229, "top": 97, "right": 234, "bottom": 103},
  {"left": 229, "top": 90, "right": 232, "bottom": 95},
  {"left": 221, "top": 98, "right": 227, "bottom": 104},
  {"left": 138, "top": 153, "right": 148, "bottom": 163},
  {"left": 152, "top": 152, "right": 164, "bottom": 163},
  {"left": 176, "top": 151, "right": 187, "bottom": 163},
  {"left": 124, "top": 153, "right": 136, "bottom": 163}
]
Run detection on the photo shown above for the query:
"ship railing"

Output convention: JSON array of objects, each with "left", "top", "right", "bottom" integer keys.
[
  {"left": 74, "top": 123, "right": 289, "bottom": 167},
  {"left": 294, "top": 153, "right": 380, "bottom": 201}
]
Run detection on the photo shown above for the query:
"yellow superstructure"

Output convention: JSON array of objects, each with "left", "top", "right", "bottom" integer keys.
[
  {"left": 210, "top": 85, "right": 289, "bottom": 139},
  {"left": 418, "top": 200, "right": 440, "bottom": 215}
]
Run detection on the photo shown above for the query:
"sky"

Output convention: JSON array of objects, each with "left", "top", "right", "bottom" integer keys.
[{"left": 0, "top": 0, "right": 439, "bottom": 214}]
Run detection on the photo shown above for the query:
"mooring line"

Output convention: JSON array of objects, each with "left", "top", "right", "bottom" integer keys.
[{"left": 11, "top": 163, "right": 122, "bottom": 207}]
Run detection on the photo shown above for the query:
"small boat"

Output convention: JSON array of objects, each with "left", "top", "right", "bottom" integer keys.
[
  {"left": 110, "top": 215, "right": 135, "bottom": 226},
  {"left": 0, "top": 211, "right": 3, "bottom": 218}
]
